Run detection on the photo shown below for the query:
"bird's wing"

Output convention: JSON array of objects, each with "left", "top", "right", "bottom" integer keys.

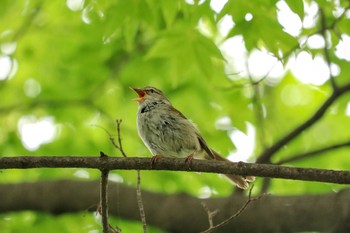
[
  {"left": 170, "top": 105, "right": 215, "bottom": 159},
  {"left": 197, "top": 135, "right": 215, "bottom": 159}
]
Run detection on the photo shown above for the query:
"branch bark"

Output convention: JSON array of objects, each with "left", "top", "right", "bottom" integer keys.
[
  {"left": 0, "top": 156, "right": 350, "bottom": 185},
  {"left": 0, "top": 180, "right": 349, "bottom": 233}
]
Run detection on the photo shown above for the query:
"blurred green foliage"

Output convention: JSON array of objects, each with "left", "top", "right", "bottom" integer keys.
[{"left": 0, "top": 0, "right": 350, "bottom": 232}]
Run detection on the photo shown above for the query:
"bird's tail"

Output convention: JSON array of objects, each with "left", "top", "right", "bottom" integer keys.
[{"left": 211, "top": 150, "right": 255, "bottom": 189}]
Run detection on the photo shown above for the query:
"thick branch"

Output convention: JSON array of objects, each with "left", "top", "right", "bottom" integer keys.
[
  {"left": 257, "top": 83, "right": 350, "bottom": 163},
  {"left": 0, "top": 156, "right": 349, "bottom": 185},
  {"left": 1, "top": 180, "right": 349, "bottom": 233}
]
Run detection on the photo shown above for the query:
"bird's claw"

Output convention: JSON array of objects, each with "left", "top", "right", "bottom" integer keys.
[
  {"left": 151, "top": 155, "right": 162, "bottom": 168},
  {"left": 185, "top": 154, "right": 194, "bottom": 170}
]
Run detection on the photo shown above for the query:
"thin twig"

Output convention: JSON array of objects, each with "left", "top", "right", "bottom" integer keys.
[
  {"left": 201, "top": 202, "right": 220, "bottom": 228},
  {"left": 115, "top": 119, "right": 127, "bottom": 157},
  {"left": 137, "top": 170, "right": 147, "bottom": 233},
  {"left": 93, "top": 119, "right": 127, "bottom": 157},
  {"left": 94, "top": 125, "right": 121, "bottom": 151},
  {"left": 201, "top": 185, "right": 265, "bottom": 233}
]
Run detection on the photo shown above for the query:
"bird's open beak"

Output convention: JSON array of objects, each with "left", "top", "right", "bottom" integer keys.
[{"left": 130, "top": 87, "right": 146, "bottom": 102}]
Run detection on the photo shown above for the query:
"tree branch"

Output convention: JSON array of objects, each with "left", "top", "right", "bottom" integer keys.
[
  {"left": 1, "top": 180, "right": 350, "bottom": 233},
  {"left": 257, "top": 83, "right": 350, "bottom": 163},
  {"left": 276, "top": 140, "right": 350, "bottom": 165},
  {"left": 0, "top": 156, "right": 349, "bottom": 185}
]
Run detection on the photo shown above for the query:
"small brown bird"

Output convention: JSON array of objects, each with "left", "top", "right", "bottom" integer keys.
[{"left": 131, "top": 86, "right": 254, "bottom": 189}]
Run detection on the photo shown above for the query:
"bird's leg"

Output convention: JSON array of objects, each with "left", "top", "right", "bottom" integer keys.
[
  {"left": 151, "top": 155, "right": 163, "bottom": 168},
  {"left": 185, "top": 152, "right": 196, "bottom": 170}
]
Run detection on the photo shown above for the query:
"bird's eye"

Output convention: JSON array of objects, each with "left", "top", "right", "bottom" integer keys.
[{"left": 149, "top": 89, "right": 155, "bottom": 93}]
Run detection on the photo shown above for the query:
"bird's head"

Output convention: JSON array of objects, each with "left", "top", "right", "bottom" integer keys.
[{"left": 130, "top": 86, "right": 170, "bottom": 104}]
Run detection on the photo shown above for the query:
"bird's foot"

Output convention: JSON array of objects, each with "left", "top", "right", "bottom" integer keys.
[
  {"left": 151, "top": 155, "right": 162, "bottom": 168},
  {"left": 185, "top": 153, "right": 195, "bottom": 170}
]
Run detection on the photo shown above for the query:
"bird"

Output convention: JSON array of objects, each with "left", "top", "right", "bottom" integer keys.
[{"left": 130, "top": 86, "right": 254, "bottom": 189}]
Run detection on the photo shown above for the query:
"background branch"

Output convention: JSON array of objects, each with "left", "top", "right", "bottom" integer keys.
[
  {"left": 276, "top": 140, "right": 350, "bottom": 165},
  {"left": 1, "top": 180, "right": 349, "bottom": 233}
]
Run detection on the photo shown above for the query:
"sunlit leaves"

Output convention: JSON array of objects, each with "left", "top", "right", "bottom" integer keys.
[
  {"left": 219, "top": 0, "right": 298, "bottom": 56},
  {"left": 1, "top": 0, "right": 350, "bottom": 231},
  {"left": 146, "top": 28, "right": 224, "bottom": 77}
]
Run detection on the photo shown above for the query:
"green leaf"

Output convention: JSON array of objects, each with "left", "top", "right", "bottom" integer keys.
[
  {"left": 196, "top": 32, "right": 225, "bottom": 60},
  {"left": 145, "top": 36, "right": 185, "bottom": 59},
  {"left": 159, "top": 0, "right": 180, "bottom": 27},
  {"left": 285, "top": 0, "right": 304, "bottom": 20}
]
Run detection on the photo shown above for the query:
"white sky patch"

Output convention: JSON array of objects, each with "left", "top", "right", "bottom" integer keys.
[
  {"left": 219, "top": 35, "right": 247, "bottom": 77},
  {"left": 186, "top": 0, "right": 205, "bottom": 5},
  {"left": 244, "top": 13, "right": 253, "bottom": 22},
  {"left": 66, "top": 0, "right": 85, "bottom": 11},
  {"left": 303, "top": 1, "right": 319, "bottom": 29},
  {"left": 335, "top": 34, "right": 350, "bottom": 61},
  {"left": 0, "top": 30, "right": 18, "bottom": 80},
  {"left": 210, "top": 0, "right": 228, "bottom": 14},
  {"left": 247, "top": 49, "right": 285, "bottom": 81},
  {"left": 18, "top": 116, "right": 57, "bottom": 151},
  {"left": 227, "top": 122, "right": 255, "bottom": 162},
  {"left": 330, "top": 63, "right": 341, "bottom": 77},
  {"left": 277, "top": 0, "right": 302, "bottom": 37},
  {"left": 0, "top": 55, "right": 12, "bottom": 80},
  {"left": 290, "top": 51, "right": 330, "bottom": 85},
  {"left": 346, "top": 101, "right": 350, "bottom": 116},
  {"left": 220, "top": 37, "right": 285, "bottom": 84},
  {"left": 307, "top": 34, "right": 325, "bottom": 49},
  {"left": 217, "top": 15, "right": 234, "bottom": 37}
]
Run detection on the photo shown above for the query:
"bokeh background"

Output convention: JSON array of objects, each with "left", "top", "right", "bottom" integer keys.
[{"left": 1, "top": 0, "right": 350, "bottom": 232}]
